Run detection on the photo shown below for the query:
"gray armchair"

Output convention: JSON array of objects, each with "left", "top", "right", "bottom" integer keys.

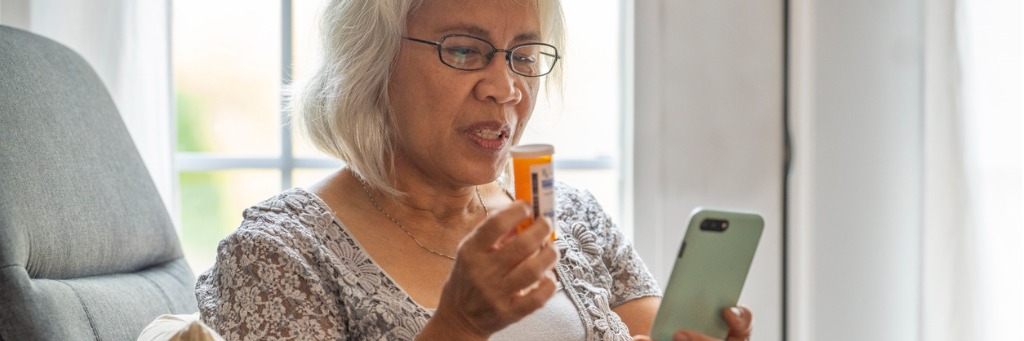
[{"left": 0, "top": 25, "right": 198, "bottom": 340}]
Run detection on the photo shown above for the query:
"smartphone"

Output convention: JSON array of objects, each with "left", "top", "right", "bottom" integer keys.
[{"left": 649, "top": 208, "right": 764, "bottom": 340}]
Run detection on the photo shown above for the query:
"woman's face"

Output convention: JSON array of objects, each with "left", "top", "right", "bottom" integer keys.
[{"left": 389, "top": 0, "right": 543, "bottom": 187}]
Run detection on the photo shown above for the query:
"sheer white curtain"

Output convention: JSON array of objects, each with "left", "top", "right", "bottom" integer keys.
[
  {"left": 923, "top": 0, "right": 1022, "bottom": 340},
  {"left": 0, "top": 0, "right": 174, "bottom": 219},
  {"left": 789, "top": 0, "right": 1019, "bottom": 339},
  {"left": 953, "top": 0, "right": 1022, "bottom": 338}
]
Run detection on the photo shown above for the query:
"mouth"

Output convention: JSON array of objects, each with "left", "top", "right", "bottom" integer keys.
[
  {"left": 464, "top": 122, "right": 512, "bottom": 151},
  {"left": 470, "top": 128, "right": 510, "bottom": 140}
]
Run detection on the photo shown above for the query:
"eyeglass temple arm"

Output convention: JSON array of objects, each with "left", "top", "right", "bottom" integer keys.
[
  {"left": 402, "top": 37, "right": 441, "bottom": 46},
  {"left": 540, "top": 51, "right": 559, "bottom": 59}
]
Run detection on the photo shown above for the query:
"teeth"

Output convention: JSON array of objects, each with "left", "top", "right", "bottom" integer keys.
[{"left": 473, "top": 129, "right": 502, "bottom": 140}]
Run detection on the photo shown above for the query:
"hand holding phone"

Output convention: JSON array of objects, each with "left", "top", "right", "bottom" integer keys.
[{"left": 649, "top": 208, "right": 763, "bottom": 340}]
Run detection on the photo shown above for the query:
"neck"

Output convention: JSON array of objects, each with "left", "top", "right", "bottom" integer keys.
[{"left": 347, "top": 168, "right": 489, "bottom": 228}]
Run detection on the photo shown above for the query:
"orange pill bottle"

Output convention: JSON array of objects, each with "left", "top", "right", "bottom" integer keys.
[{"left": 511, "top": 144, "right": 556, "bottom": 241}]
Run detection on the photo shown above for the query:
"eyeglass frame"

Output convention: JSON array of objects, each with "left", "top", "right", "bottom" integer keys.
[{"left": 402, "top": 34, "right": 561, "bottom": 77}]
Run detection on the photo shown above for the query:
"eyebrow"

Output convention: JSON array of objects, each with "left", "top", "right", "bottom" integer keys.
[{"left": 435, "top": 24, "right": 542, "bottom": 44}]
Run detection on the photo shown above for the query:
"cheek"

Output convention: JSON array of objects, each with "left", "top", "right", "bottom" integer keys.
[{"left": 388, "top": 58, "right": 451, "bottom": 139}]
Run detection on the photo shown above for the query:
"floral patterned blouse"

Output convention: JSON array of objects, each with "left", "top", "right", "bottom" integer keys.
[{"left": 195, "top": 182, "right": 661, "bottom": 340}]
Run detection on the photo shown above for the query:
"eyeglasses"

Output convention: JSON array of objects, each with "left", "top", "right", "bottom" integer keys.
[{"left": 403, "top": 34, "right": 560, "bottom": 77}]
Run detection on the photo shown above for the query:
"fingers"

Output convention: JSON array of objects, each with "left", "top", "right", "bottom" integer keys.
[
  {"left": 461, "top": 201, "right": 531, "bottom": 252},
  {"left": 435, "top": 201, "right": 558, "bottom": 336},
  {"left": 474, "top": 205, "right": 557, "bottom": 294},
  {"left": 672, "top": 330, "right": 713, "bottom": 341},
  {"left": 500, "top": 240, "right": 559, "bottom": 291},
  {"left": 460, "top": 201, "right": 555, "bottom": 270},
  {"left": 722, "top": 305, "right": 752, "bottom": 340},
  {"left": 670, "top": 330, "right": 738, "bottom": 341},
  {"left": 668, "top": 306, "right": 752, "bottom": 341},
  {"left": 493, "top": 215, "right": 555, "bottom": 266},
  {"left": 508, "top": 270, "right": 557, "bottom": 316}
]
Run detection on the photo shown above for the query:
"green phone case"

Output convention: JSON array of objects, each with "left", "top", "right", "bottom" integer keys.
[{"left": 649, "top": 208, "right": 764, "bottom": 340}]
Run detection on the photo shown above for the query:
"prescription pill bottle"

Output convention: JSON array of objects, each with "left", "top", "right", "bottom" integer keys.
[{"left": 511, "top": 144, "right": 556, "bottom": 241}]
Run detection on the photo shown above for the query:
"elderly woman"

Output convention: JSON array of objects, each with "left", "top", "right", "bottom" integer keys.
[{"left": 195, "top": 0, "right": 752, "bottom": 340}]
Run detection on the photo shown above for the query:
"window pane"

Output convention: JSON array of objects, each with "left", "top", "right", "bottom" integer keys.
[
  {"left": 292, "top": 0, "right": 333, "bottom": 159},
  {"left": 293, "top": 168, "right": 338, "bottom": 190},
  {"left": 179, "top": 170, "right": 280, "bottom": 273},
  {"left": 520, "top": 0, "right": 622, "bottom": 161},
  {"left": 173, "top": 0, "right": 281, "bottom": 155},
  {"left": 519, "top": 0, "right": 625, "bottom": 228},
  {"left": 557, "top": 168, "right": 624, "bottom": 234},
  {"left": 291, "top": 0, "right": 326, "bottom": 88}
]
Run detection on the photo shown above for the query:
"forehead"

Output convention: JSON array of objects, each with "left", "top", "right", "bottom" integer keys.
[{"left": 407, "top": 0, "right": 542, "bottom": 43}]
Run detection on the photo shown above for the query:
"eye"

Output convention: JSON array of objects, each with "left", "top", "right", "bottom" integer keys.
[
  {"left": 442, "top": 45, "right": 486, "bottom": 67},
  {"left": 512, "top": 53, "right": 538, "bottom": 65},
  {"left": 444, "top": 46, "right": 479, "bottom": 58}
]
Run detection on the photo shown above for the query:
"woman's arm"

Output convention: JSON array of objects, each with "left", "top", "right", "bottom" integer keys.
[{"left": 613, "top": 296, "right": 661, "bottom": 336}]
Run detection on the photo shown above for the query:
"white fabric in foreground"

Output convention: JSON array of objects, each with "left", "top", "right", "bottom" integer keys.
[
  {"left": 424, "top": 284, "right": 588, "bottom": 340},
  {"left": 490, "top": 286, "right": 588, "bottom": 341},
  {"left": 137, "top": 313, "right": 224, "bottom": 341}
]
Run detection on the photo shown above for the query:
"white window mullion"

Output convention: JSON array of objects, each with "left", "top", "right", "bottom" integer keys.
[
  {"left": 280, "top": 0, "right": 295, "bottom": 190},
  {"left": 176, "top": 154, "right": 285, "bottom": 171}
]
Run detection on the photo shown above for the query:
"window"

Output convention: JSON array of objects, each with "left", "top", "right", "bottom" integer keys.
[{"left": 172, "top": 0, "right": 629, "bottom": 272}]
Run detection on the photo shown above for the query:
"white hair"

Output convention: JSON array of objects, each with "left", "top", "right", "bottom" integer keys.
[{"left": 291, "top": 0, "right": 566, "bottom": 197}]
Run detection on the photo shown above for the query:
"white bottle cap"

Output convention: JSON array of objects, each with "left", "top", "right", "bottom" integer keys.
[{"left": 511, "top": 144, "right": 555, "bottom": 158}]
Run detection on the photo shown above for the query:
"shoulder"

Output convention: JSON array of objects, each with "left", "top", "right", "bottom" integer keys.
[
  {"left": 242, "top": 188, "right": 331, "bottom": 226},
  {"left": 196, "top": 189, "right": 341, "bottom": 320},
  {"left": 202, "top": 188, "right": 342, "bottom": 271},
  {"left": 554, "top": 181, "right": 609, "bottom": 223},
  {"left": 554, "top": 181, "right": 591, "bottom": 201},
  {"left": 554, "top": 181, "right": 597, "bottom": 208},
  {"left": 230, "top": 188, "right": 336, "bottom": 241},
  {"left": 196, "top": 201, "right": 349, "bottom": 339},
  {"left": 202, "top": 188, "right": 339, "bottom": 265},
  {"left": 553, "top": 181, "right": 619, "bottom": 254}
]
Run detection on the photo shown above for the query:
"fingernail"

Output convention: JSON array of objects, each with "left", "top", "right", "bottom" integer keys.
[
  {"left": 731, "top": 306, "right": 743, "bottom": 318},
  {"left": 674, "top": 333, "right": 691, "bottom": 341}
]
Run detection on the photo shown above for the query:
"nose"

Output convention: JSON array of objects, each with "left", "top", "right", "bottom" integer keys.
[{"left": 473, "top": 52, "right": 522, "bottom": 104}]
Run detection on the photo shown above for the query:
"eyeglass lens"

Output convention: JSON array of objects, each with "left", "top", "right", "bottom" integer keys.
[{"left": 438, "top": 35, "right": 557, "bottom": 76}]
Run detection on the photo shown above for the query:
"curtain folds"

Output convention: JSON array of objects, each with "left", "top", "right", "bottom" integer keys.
[
  {"left": 923, "top": 0, "right": 1022, "bottom": 340},
  {"left": 922, "top": 1, "right": 972, "bottom": 339}
]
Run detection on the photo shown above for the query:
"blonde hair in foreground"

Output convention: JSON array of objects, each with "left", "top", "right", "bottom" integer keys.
[{"left": 290, "top": 0, "right": 566, "bottom": 198}]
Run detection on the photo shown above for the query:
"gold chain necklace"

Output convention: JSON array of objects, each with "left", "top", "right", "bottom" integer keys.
[{"left": 359, "top": 180, "right": 487, "bottom": 261}]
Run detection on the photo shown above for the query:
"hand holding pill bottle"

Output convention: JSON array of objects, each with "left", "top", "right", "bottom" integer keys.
[{"left": 511, "top": 144, "right": 556, "bottom": 241}]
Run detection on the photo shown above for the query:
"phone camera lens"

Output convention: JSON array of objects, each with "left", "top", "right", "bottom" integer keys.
[{"left": 700, "top": 219, "right": 729, "bottom": 232}]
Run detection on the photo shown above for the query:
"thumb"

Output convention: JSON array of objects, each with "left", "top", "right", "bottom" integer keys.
[
  {"left": 461, "top": 201, "right": 531, "bottom": 251},
  {"left": 722, "top": 306, "right": 752, "bottom": 340}
]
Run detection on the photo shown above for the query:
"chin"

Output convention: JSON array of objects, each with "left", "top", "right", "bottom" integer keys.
[{"left": 459, "top": 164, "right": 505, "bottom": 186}]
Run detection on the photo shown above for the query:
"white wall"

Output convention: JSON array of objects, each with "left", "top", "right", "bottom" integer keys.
[
  {"left": 789, "top": 0, "right": 923, "bottom": 340},
  {"left": 633, "top": 1, "right": 784, "bottom": 340},
  {"left": 635, "top": 0, "right": 927, "bottom": 340},
  {"left": 0, "top": 0, "right": 29, "bottom": 29}
]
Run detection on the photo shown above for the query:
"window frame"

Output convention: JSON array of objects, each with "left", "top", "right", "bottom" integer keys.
[{"left": 173, "top": 0, "right": 627, "bottom": 222}]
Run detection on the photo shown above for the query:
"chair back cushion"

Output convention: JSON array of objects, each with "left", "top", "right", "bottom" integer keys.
[{"left": 0, "top": 25, "right": 197, "bottom": 340}]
